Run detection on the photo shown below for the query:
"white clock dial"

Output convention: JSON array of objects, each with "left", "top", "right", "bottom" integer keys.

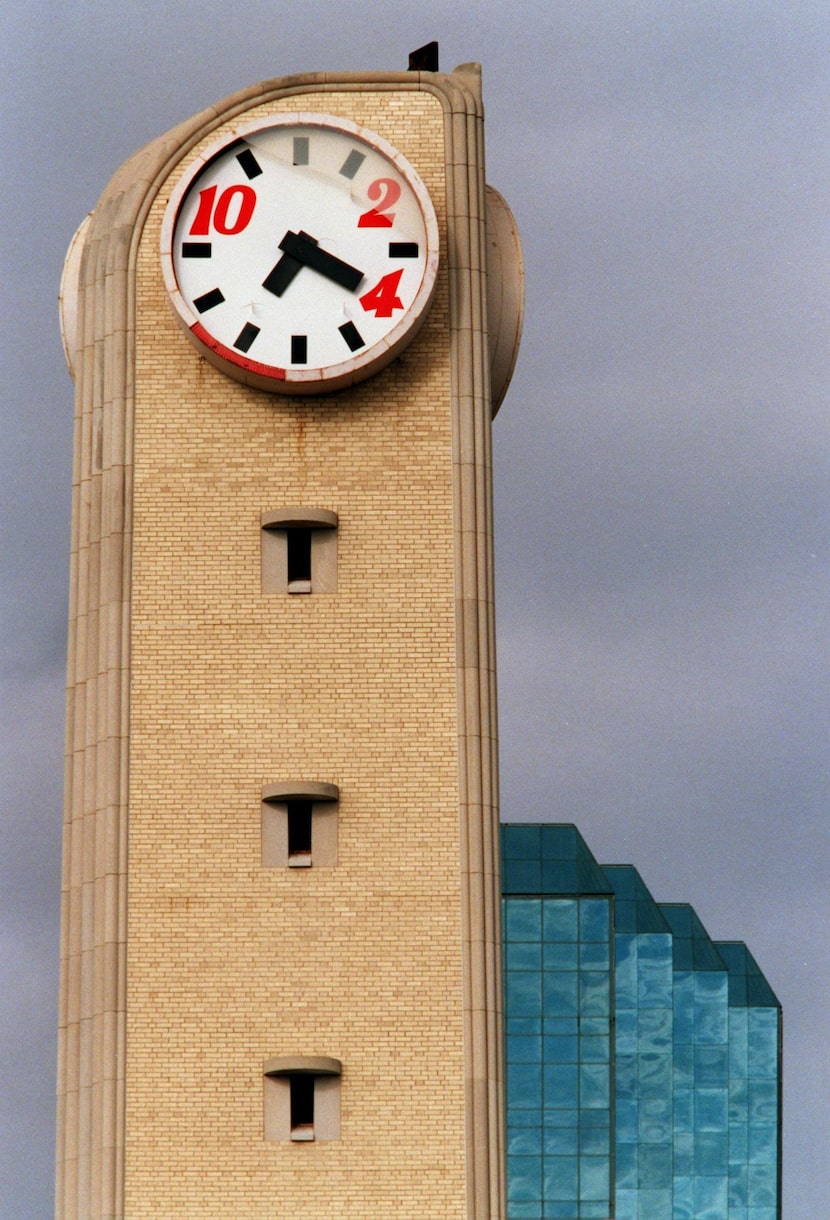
[{"left": 161, "top": 113, "right": 439, "bottom": 393}]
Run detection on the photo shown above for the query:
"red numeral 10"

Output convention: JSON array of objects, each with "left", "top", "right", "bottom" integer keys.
[{"left": 189, "top": 184, "right": 257, "bottom": 236}]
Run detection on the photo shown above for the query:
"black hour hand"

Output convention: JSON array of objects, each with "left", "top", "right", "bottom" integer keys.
[
  {"left": 263, "top": 230, "right": 364, "bottom": 296},
  {"left": 261, "top": 231, "right": 313, "bottom": 296}
]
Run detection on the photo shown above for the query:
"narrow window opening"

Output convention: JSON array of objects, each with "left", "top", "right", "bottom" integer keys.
[
  {"left": 261, "top": 782, "right": 339, "bottom": 869},
  {"left": 287, "top": 800, "right": 313, "bottom": 866},
  {"left": 261, "top": 508, "right": 337, "bottom": 595},
  {"left": 287, "top": 528, "right": 312, "bottom": 591},
  {"left": 263, "top": 1056, "right": 341, "bottom": 1142},
  {"left": 290, "top": 1076, "right": 315, "bottom": 1141}
]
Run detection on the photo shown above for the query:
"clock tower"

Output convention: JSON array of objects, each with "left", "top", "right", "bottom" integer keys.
[{"left": 57, "top": 60, "right": 522, "bottom": 1218}]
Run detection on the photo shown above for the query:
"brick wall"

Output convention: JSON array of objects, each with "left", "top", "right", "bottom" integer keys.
[{"left": 125, "top": 89, "right": 469, "bottom": 1217}]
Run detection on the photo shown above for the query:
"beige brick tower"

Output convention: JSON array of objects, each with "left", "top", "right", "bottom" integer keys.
[{"left": 57, "top": 62, "right": 522, "bottom": 1218}]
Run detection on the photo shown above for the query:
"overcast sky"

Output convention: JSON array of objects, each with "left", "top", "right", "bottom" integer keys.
[{"left": 3, "top": 2, "right": 828, "bottom": 1216}]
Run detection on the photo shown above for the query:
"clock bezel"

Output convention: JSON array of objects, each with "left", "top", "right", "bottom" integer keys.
[{"left": 160, "top": 112, "right": 440, "bottom": 394}]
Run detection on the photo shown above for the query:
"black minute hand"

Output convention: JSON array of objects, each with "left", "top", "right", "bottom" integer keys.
[{"left": 262, "top": 230, "right": 364, "bottom": 296}]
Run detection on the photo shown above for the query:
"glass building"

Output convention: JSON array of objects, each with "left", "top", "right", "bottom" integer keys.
[{"left": 502, "top": 824, "right": 781, "bottom": 1220}]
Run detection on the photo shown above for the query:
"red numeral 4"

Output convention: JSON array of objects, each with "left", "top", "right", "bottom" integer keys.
[{"left": 360, "top": 270, "right": 404, "bottom": 318}]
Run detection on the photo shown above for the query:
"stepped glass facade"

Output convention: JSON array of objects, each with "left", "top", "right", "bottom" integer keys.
[{"left": 502, "top": 825, "right": 782, "bottom": 1220}]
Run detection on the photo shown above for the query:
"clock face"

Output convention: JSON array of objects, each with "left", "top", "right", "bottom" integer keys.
[{"left": 160, "top": 113, "right": 439, "bottom": 393}]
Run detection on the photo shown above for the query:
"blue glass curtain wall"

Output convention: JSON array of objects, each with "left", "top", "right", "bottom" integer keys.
[
  {"left": 604, "top": 866, "right": 674, "bottom": 1220},
  {"left": 502, "top": 824, "right": 781, "bottom": 1220}
]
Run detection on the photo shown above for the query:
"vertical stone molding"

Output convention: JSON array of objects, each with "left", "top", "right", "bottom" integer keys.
[{"left": 442, "top": 62, "right": 506, "bottom": 1220}]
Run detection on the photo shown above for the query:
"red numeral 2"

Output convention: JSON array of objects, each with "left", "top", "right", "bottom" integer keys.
[
  {"left": 357, "top": 178, "right": 401, "bottom": 228},
  {"left": 189, "top": 184, "right": 257, "bottom": 236},
  {"left": 360, "top": 270, "right": 404, "bottom": 318}
]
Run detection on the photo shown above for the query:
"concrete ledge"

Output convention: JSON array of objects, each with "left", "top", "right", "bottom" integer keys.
[
  {"left": 261, "top": 508, "right": 338, "bottom": 530},
  {"left": 262, "top": 782, "right": 339, "bottom": 803},
  {"left": 264, "top": 1056, "right": 342, "bottom": 1077}
]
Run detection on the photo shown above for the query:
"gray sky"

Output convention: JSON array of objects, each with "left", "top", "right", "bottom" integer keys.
[{"left": 2, "top": 2, "right": 828, "bottom": 1215}]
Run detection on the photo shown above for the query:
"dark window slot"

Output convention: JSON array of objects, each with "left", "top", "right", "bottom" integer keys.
[
  {"left": 287, "top": 528, "right": 312, "bottom": 584},
  {"left": 290, "top": 1076, "right": 315, "bottom": 1132},
  {"left": 287, "top": 802, "right": 313, "bottom": 858}
]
